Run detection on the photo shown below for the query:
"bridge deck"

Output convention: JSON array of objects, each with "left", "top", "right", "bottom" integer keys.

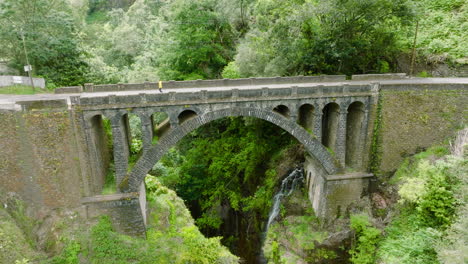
[{"left": 1, "top": 77, "right": 466, "bottom": 110}]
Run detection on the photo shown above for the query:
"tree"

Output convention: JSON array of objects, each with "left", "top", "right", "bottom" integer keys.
[
  {"left": 158, "top": 0, "right": 236, "bottom": 80},
  {"left": 233, "top": 0, "right": 414, "bottom": 77},
  {"left": 0, "top": 0, "right": 88, "bottom": 86}
]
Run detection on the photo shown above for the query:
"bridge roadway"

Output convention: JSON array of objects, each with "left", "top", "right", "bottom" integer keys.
[{"left": 1, "top": 77, "right": 467, "bottom": 110}]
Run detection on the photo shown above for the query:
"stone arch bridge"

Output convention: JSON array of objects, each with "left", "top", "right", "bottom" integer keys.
[
  {"left": 72, "top": 76, "right": 378, "bottom": 235},
  {"left": 5, "top": 75, "right": 464, "bottom": 236}
]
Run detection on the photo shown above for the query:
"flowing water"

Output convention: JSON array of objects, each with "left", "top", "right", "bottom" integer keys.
[
  {"left": 265, "top": 168, "right": 304, "bottom": 231},
  {"left": 258, "top": 168, "right": 304, "bottom": 263}
]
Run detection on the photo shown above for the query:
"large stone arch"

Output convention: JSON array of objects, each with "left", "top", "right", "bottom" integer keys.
[{"left": 126, "top": 107, "right": 339, "bottom": 192}]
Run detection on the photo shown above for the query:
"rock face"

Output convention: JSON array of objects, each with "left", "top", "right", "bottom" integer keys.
[{"left": 263, "top": 186, "right": 357, "bottom": 264}]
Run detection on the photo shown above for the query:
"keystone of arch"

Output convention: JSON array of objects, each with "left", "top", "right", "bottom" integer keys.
[{"left": 126, "top": 107, "right": 339, "bottom": 192}]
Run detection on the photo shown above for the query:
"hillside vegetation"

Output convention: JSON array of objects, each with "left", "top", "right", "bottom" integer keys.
[
  {"left": 0, "top": 0, "right": 466, "bottom": 87},
  {"left": 0, "top": 177, "right": 238, "bottom": 264}
]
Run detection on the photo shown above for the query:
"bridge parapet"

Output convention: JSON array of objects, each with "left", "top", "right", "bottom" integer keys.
[
  {"left": 74, "top": 83, "right": 374, "bottom": 110},
  {"left": 56, "top": 75, "right": 347, "bottom": 94}
]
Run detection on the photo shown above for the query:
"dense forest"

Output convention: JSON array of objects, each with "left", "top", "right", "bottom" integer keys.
[
  {"left": 0, "top": 0, "right": 467, "bottom": 264},
  {"left": 0, "top": 0, "right": 466, "bottom": 87}
]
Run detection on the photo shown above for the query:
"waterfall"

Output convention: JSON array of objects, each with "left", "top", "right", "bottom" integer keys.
[
  {"left": 258, "top": 168, "right": 304, "bottom": 263},
  {"left": 265, "top": 168, "right": 304, "bottom": 231}
]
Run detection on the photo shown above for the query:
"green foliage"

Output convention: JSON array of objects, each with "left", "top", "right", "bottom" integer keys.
[
  {"left": 436, "top": 204, "right": 468, "bottom": 263},
  {"left": 4, "top": 198, "right": 36, "bottom": 248},
  {"left": 173, "top": 117, "right": 295, "bottom": 231},
  {"left": 144, "top": 176, "right": 239, "bottom": 263},
  {"left": 415, "top": 162, "right": 457, "bottom": 228},
  {"left": 411, "top": 0, "right": 468, "bottom": 60},
  {"left": 158, "top": 0, "right": 236, "bottom": 80},
  {"left": 0, "top": 85, "right": 49, "bottom": 95},
  {"left": 235, "top": 0, "right": 414, "bottom": 77},
  {"left": 270, "top": 240, "right": 284, "bottom": 264},
  {"left": 89, "top": 216, "right": 142, "bottom": 262},
  {"left": 86, "top": 10, "right": 108, "bottom": 24},
  {"left": 397, "top": 153, "right": 458, "bottom": 228},
  {"left": 349, "top": 214, "right": 381, "bottom": 264},
  {"left": 377, "top": 145, "right": 466, "bottom": 263},
  {"left": 2, "top": 0, "right": 465, "bottom": 87},
  {"left": 15, "top": 259, "right": 30, "bottom": 264},
  {"left": 0, "top": 207, "right": 43, "bottom": 264},
  {"left": 377, "top": 211, "right": 440, "bottom": 264},
  {"left": 0, "top": 0, "right": 89, "bottom": 86},
  {"left": 34, "top": 0, "right": 462, "bottom": 86},
  {"left": 150, "top": 148, "right": 185, "bottom": 189},
  {"left": 263, "top": 190, "right": 333, "bottom": 263},
  {"left": 417, "top": 71, "right": 431, "bottom": 78},
  {"left": 435, "top": 157, "right": 468, "bottom": 264},
  {"left": 222, "top": 61, "right": 241, "bottom": 79},
  {"left": 49, "top": 240, "right": 81, "bottom": 264},
  {"left": 128, "top": 114, "right": 143, "bottom": 164}
]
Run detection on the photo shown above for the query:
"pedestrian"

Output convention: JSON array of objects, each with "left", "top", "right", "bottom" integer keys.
[{"left": 158, "top": 80, "right": 163, "bottom": 93}]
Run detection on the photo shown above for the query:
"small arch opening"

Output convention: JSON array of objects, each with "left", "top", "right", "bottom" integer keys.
[
  {"left": 273, "top": 105, "right": 290, "bottom": 118},
  {"left": 298, "top": 104, "right": 315, "bottom": 131},
  {"left": 178, "top": 110, "right": 198, "bottom": 124},
  {"left": 128, "top": 113, "right": 143, "bottom": 159},
  {"left": 345, "top": 101, "right": 365, "bottom": 168},
  {"left": 89, "top": 114, "right": 114, "bottom": 195},
  {"left": 152, "top": 112, "right": 170, "bottom": 142},
  {"left": 321, "top": 102, "right": 340, "bottom": 150}
]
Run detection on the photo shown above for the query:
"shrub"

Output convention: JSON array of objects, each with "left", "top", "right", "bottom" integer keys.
[{"left": 349, "top": 214, "right": 381, "bottom": 264}]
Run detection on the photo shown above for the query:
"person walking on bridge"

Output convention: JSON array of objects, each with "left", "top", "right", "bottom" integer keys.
[{"left": 158, "top": 80, "right": 163, "bottom": 93}]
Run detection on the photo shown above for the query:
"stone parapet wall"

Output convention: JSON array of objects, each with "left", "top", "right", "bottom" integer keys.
[
  {"left": 55, "top": 86, "right": 82, "bottom": 94},
  {"left": 56, "top": 75, "right": 347, "bottom": 94},
  {"left": 351, "top": 73, "right": 408, "bottom": 81},
  {"left": 0, "top": 75, "right": 45, "bottom": 88},
  {"left": 82, "top": 192, "right": 146, "bottom": 237},
  {"left": 76, "top": 84, "right": 374, "bottom": 110}
]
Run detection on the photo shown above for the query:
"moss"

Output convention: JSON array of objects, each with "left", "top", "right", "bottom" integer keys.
[
  {"left": 369, "top": 92, "right": 383, "bottom": 176},
  {"left": 118, "top": 175, "right": 130, "bottom": 192}
]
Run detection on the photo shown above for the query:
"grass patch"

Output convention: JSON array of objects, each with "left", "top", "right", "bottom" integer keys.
[{"left": 0, "top": 85, "right": 49, "bottom": 95}]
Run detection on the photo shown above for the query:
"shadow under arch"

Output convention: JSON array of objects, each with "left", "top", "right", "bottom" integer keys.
[{"left": 126, "top": 107, "right": 339, "bottom": 192}]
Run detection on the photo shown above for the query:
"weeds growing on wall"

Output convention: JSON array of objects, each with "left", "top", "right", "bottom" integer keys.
[{"left": 369, "top": 92, "right": 383, "bottom": 176}]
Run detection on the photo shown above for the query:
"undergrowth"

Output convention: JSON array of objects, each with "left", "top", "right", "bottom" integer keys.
[{"left": 375, "top": 141, "right": 466, "bottom": 263}]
